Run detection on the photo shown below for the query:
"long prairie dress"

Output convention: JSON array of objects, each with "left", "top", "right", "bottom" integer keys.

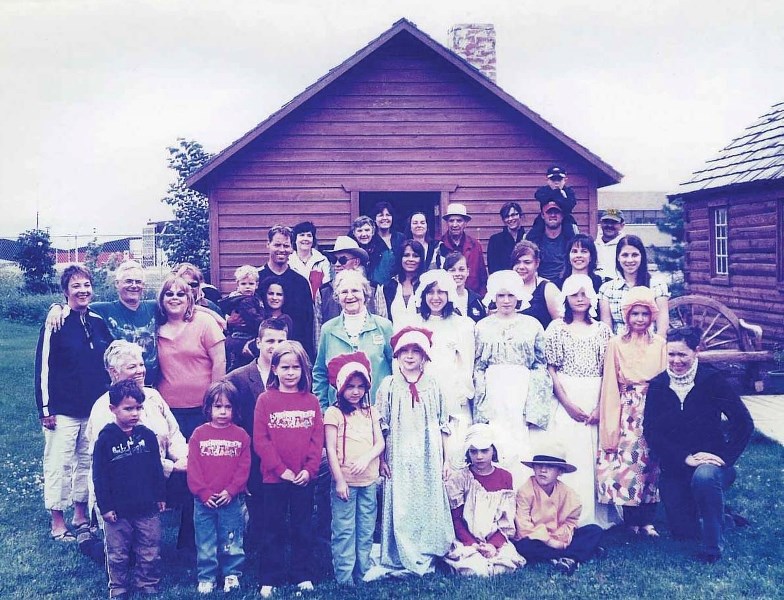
[
  {"left": 596, "top": 333, "right": 667, "bottom": 506},
  {"left": 545, "top": 319, "right": 619, "bottom": 528},
  {"left": 474, "top": 314, "right": 554, "bottom": 487},
  {"left": 414, "top": 313, "right": 476, "bottom": 468},
  {"left": 375, "top": 372, "right": 454, "bottom": 576}
]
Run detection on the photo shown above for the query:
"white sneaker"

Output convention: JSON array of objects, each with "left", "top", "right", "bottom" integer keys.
[
  {"left": 223, "top": 575, "right": 240, "bottom": 593},
  {"left": 296, "top": 580, "right": 314, "bottom": 592},
  {"left": 197, "top": 580, "right": 215, "bottom": 594},
  {"left": 259, "top": 585, "right": 275, "bottom": 598}
]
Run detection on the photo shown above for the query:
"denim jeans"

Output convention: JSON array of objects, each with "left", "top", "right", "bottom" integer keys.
[
  {"left": 330, "top": 481, "right": 378, "bottom": 585},
  {"left": 660, "top": 464, "right": 736, "bottom": 556},
  {"left": 194, "top": 497, "right": 245, "bottom": 583}
]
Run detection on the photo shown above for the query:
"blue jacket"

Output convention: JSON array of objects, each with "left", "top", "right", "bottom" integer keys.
[{"left": 312, "top": 313, "right": 393, "bottom": 411}]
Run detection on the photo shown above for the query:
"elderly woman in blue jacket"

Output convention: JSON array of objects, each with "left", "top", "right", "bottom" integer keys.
[{"left": 312, "top": 269, "right": 394, "bottom": 411}]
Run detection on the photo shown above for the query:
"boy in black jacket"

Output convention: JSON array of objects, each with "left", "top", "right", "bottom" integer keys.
[{"left": 93, "top": 380, "right": 166, "bottom": 599}]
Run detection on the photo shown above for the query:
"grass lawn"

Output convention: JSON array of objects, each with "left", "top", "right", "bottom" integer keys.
[{"left": 1, "top": 319, "right": 782, "bottom": 600}]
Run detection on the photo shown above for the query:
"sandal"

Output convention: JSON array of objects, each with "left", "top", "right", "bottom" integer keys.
[
  {"left": 51, "top": 530, "right": 77, "bottom": 542},
  {"left": 640, "top": 525, "right": 660, "bottom": 537}
]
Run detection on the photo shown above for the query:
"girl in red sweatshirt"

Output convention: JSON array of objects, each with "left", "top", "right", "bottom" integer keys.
[
  {"left": 254, "top": 341, "right": 324, "bottom": 597},
  {"left": 187, "top": 380, "right": 251, "bottom": 594}
]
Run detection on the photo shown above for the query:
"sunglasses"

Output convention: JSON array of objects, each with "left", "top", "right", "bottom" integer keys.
[
  {"left": 164, "top": 291, "right": 189, "bottom": 298},
  {"left": 186, "top": 281, "right": 200, "bottom": 288},
  {"left": 329, "top": 255, "right": 355, "bottom": 265}
]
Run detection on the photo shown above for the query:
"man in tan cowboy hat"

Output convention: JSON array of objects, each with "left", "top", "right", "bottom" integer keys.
[
  {"left": 512, "top": 441, "right": 603, "bottom": 575},
  {"left": 438, "top": 203, "right": 488, "bottom": 296}
]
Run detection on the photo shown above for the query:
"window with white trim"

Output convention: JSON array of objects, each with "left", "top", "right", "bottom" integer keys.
[{"left": 712, "top": 207, "right": 728, "bottom": 276}]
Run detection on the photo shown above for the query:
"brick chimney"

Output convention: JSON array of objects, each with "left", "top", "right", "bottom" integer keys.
[{"left": 448, "top": 23, "right": 496, "bottom": 82}]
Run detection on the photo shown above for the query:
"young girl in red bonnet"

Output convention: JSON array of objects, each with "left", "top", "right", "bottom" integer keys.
[{"left": 324, "top": 352, "right": 384, "bottom": 585}]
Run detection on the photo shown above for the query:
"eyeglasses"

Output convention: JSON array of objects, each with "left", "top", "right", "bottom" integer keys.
[
  {"left": 164, "top": 291, "right": 189, "bottom": 298},
  {"left": 121, "top": 279, "right": 144, "bottom": 286},
  {"left": 329, "top": 255, "right": 354, "bottom": 265},
  {"left": 187, "top": 281, "right": 200, "bottom": 289}
]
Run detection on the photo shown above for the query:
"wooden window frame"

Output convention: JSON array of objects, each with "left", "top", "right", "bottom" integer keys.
[{"left": 709, "top": 205, "right": 729, "bottom": 285}]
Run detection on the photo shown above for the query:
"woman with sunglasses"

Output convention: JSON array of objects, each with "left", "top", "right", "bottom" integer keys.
[{"left": 156, "top": 274, "right": 226, "bottom": 440}]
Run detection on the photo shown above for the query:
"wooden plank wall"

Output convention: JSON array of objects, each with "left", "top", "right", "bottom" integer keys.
[
  {"left": 209, "top": 33, "right": 603, "bottom": 291},
  {"left": 684, "top": 187, "right": 784, "bottom": 346}
]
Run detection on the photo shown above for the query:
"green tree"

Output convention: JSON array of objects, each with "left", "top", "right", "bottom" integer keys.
[
  {"left": 15, "top": 229, "right": 56, "bottom": 294},
  {"left": 654, "top": 195, "right": 686, "bottom": 297},
  {"left": 83, "top": 237, "right": 114, "bottom": 300},
  {"left": 160, "top": 138, "right": 212, "bottom": 277}
]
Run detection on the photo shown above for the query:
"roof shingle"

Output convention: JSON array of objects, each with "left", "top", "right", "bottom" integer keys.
[{"left": 678, "top": 101, "right": 784, "bottom": 194}]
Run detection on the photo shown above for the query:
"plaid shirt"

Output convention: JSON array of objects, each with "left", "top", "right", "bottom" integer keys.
[{"left": 598, "top": 278, "right": 670, "bottom": 334}]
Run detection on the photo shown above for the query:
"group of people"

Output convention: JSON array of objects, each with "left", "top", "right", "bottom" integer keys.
[{"left": 34, "top": 165, "right": 755, "bottom": 598}]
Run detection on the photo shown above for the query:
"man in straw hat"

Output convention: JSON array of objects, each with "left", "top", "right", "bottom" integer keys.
[
  {"left": 438, "top": 203, "right": 488, "bottom": 295},
  {"left": 512, "top": 441, "right": 603, "bottom": 575}
]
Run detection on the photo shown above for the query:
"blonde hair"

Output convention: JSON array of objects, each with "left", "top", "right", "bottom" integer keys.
[
  {"left": 157, "top": 274, "right": 195, "bottom": 322},
  {"left": 103, "top": 340, "right": 144, "bottom": 381},
  {"left": 234, "top": 265, "right": 259, "bottom": 282}
]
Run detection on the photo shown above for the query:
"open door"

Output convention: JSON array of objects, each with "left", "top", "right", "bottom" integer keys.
[{"left": 359, "top": 192, "right": 442, "bottom": 239}]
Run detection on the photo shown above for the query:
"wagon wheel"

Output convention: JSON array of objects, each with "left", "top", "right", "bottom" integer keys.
[{"left": 668, "top": 295, "right": 745, "bottom": 352}]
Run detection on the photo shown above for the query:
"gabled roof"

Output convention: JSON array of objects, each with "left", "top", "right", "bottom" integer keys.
[
  {"left": 187, "top": 18, "right": 622, "bottom": 190},
  {"left": 677, "top": 101, "right": 784, "bottom": 195}
]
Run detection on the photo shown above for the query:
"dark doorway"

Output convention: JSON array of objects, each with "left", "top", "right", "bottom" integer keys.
[{"left": 359, "top": 192, "right": 441, "bottom": 239}]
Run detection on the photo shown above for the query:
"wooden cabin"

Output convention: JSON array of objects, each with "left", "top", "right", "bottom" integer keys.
[
  {"left": 673, "top": 101, "right": 784, "bottom": 347},
  {"left": 186, "top": 19, "right": 622, "bottom": 292}
]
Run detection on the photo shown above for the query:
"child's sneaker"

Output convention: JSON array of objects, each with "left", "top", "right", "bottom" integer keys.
[
  {"left": 198, "top": 581, "right": 215, "bottom": 594},
  {"left": 259, "top": 586, "right": 275, "bottom": 598},
  {"left": 223, "top": 575, "right": 240, "bottom": 593},
  {"left": 296, "top": 581, "right": 314, "bottom": 592}
]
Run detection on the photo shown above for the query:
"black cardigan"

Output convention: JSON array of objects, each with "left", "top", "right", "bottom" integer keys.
[{"left": 644, "top": 364, "right": 753, "bottom": 476}]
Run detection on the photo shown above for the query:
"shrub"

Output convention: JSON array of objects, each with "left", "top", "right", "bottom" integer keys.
[{"left": 0, "top": 268, "right": 60, "bottom": 324}]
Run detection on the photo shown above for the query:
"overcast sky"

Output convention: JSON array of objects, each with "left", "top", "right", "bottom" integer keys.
[{"left": 1, "top": 0, "right": 782, "bottom": 243}]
